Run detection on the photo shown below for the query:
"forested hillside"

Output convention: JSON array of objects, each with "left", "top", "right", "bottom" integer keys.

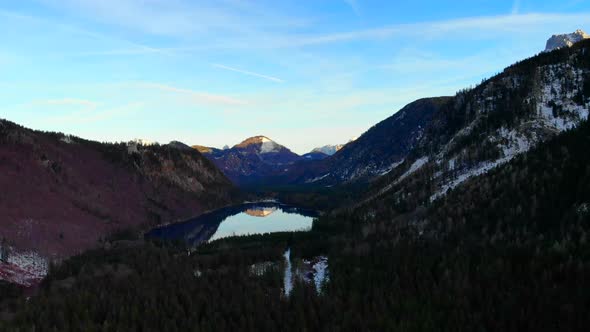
[
  {"left": 0, "top": 119, "right": 237, "bottom": 260},
  {"left": 2, "top": 120, "right": 589, "bottom": 331},
  {"left": 357, "top": 39, "right": 590, "bottom": 210}
]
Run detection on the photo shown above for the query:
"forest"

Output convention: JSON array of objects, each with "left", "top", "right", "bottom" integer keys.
[{"left": 1, "top": 120, "right": 589, "bottom": 331}]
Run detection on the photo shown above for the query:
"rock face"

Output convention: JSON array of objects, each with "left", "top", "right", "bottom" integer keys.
[
  {"left": 0, "top": 120, "right": 236, "bottom": 260},
  {"left": 545, "top": 29, "right": 589, "bottom": 52}
]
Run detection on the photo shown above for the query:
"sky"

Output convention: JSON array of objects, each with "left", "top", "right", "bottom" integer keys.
[{"left": 0, "top": 0, "right": 589, "bottom": 154}]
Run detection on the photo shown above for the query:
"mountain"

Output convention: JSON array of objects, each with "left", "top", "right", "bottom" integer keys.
[
  {"left": 311, "top": 144, "right": 343, "bottom": 156},
  {"left": 196, "top": 136, "right": 302, "bottom": 185},
  {"left": 310, "top": 136, "right": 359, "bottom": 156},
  {"left": 192, "top": 145, "right": 220, "bottom": 154},
  {"left": 4, "top": 33, "right": 590, "bottom": 331},
  {"left": 545, "top": 29, "right": 589, "bottom": 52},
  {"left": 167, "top": 141, "right": 192, "bottom": 150},
  {"left": 323, "top": 97, "right": 450, "bottom": 182},
  {"left": 193, "top": 37, "right": 590, "bottom": 191},
  {"left": 315, "top": 117, "right": 590, "bottom": 332},
  {"left": 301, "top": 151, "right": 329, "bottom": 161},
  {"left": 233, "top": 136, "right": 300, "bottom": 164},
  {"left": 272, "top": 97, "right": 451, "bottom": 186},
  {"left": 287, "top": 38, "right": 590, "bottom": 191},
  {"left": 0, "top": 120, "right": 236, "bottom": 266},
  {"left": 7, "top": 122, "right": 590, "bottom": 331},
  {"left": 357, "top": 38, "right": 590, "bottom": 211}
]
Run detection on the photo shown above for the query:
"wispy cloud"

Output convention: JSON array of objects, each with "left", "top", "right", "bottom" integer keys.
[
  {"left": 37, "top": 0, "right": 309, "bottom": 37},
  {"left": 45, "top": 102, "right": 144, "bottom": 125},
  {"left": 285, "top": 12, "right": 590, "bottom": 47},
  {"left": 212, "top": 64, "right": 284, "bottom": 83},
  {"left": 0, "top": 8, "right": 169, "bottom": 57},
  {"left": 12, "top": 97, "right": 142, "bottom": 125},
  {"left": 65, "top": 48, "right": 169, "bottom": 57},
  {"left": 138, "top": 82, "right": 249, "bottom": 106},
  {"left": 16, "top": 98, "right": 99, "bottom": 114},
  {"left": 33, "top": 98, "right": 98, "bottom": 110},
  {"left": 14, "top": 3, "right": 589, "bottom": 54}
]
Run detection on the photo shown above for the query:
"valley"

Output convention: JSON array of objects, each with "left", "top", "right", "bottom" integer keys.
[{"left": 1, "top": 19, "right": 590, "bottom": 331}]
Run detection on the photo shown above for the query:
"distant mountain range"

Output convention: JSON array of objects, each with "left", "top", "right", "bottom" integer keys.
[
  {"left": 191, "top": 135, "right": 368, "bottom": 185},
  {"left": 311, "top": 144, "right": 343, "bottom": 156},
  {"left": 301, "top": 151, "right": 329, "bottom": 161},
  {"left": 189, "top": 33, "right": 590, "bottom": 191}
]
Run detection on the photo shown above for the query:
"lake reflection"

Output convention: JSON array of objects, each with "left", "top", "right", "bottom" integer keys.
[{"left": 146, "top": 203, "right": 317, "bottom": 247}]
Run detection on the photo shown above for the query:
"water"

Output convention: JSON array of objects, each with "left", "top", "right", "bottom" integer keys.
[{"left": 146, "top": 202, "right": 317, "bottom": 247}]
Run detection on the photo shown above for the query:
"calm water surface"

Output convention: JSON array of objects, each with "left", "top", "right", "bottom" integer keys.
[{"left": 146, "top": 203, "right": 317, "bottom": 246}]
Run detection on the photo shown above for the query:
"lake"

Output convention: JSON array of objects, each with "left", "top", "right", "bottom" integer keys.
[{"left": 145, "top": 202, "right": 318, "bottom": 246}]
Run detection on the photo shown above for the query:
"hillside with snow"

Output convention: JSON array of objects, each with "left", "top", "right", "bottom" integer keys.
[{"left": 360, "top": 38, "right": 590, "bottom": 209}]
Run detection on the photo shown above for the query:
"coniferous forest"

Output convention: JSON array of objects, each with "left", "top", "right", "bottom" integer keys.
[{"left": 1, "top": 121, "right": 589, "bottom": 331}]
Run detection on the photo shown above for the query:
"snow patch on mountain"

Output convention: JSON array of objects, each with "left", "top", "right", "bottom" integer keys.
[
  {"left": 311, "top": 257, "right": 329, "bottom": 294},
  {"left": 312, "top": 145, "right": 343, "bottom": 156},
  {"left": 306, "top": 173, "right": 331, "bottom": 183},
  {"left": 436, "top": 60, "right": 589, "bottom": 199},
  {"left": 496, "top": 127, "right": 533, "bottom": 159},
  {"left": 378, "top": 160, "right": 405, "bottom": 176},
  {"left": 536, "top": 64, "right": 589, "bottom": 131},
  {"left": 60, "top": 135, "right": 74, "bottom": 144},
  {"left": 395, "top": 157, "right": 429, "bottom": 184},
  {"left": 430, "top": 127, "right": 532, "bottom": 202},
  {"left": 430, "top": 158, "right": 510, "bottom": 202},
  {"left": 282, "top": 248, "right": 329, "bottom": 297},
  {"left": 430, "top": 64, "right": 589, "bottom": 201},
  {"left": 0, "top": 249, "right": 48, "bottom": 287},
  {"left": 372, "top": 158, "right": 428, "bottom": 198},
  {"left": 260, "top": 140, "right": 280, "bottom": 153}
]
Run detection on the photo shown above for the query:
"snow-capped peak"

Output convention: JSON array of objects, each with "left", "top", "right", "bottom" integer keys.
[
  {"left": 236, "top": 136, "right": 273, "bottom": 146},
  {"left": 545, "top": 29, "right": 590, "bottom": 52},
  {"left": 235, "top": 136, "right": 282, "bottom": 153},
  {"left": 311, "top": 137, "right": 358, "bottom": 156},
  {"left": 312, "top": 145, "right": 343, "bottom": 156}
]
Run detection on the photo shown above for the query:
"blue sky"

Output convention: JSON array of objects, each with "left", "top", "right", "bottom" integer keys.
[{"left": 1, "top": 0, "right": 589, "bottom": 153}]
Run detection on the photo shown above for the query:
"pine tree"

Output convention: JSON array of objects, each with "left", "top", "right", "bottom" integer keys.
[{"left": 0, "top": 237, "right": 8, "bottom": 263}]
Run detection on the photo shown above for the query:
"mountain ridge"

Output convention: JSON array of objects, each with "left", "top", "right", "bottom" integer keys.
[
  {"left": 357, "top": 38, "right": 590, "bottom": 212},
  {"left": 545, "top": 29, "right": 590, "bottom": 52},
  {"left": 0, "top": 119, "right": 237, "bottom": 262}
]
